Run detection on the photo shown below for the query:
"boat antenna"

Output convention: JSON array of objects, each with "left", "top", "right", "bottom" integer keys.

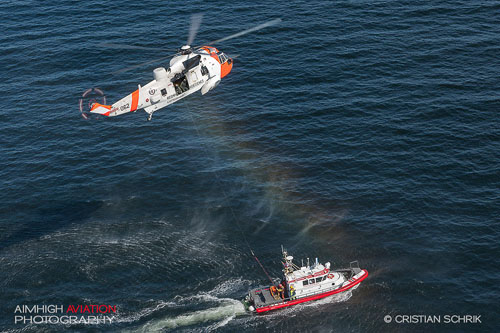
[{"left": 187, "top": 112, "right": 275, "bottom": 285}]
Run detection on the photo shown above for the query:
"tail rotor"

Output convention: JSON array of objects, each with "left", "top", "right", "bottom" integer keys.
[{"left": 79, "top": 88, "right": 107, "bottom": 119}]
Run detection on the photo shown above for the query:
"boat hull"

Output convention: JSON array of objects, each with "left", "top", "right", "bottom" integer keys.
[{"left": 253, "top": 269, "right": 368, "bottom": 313}]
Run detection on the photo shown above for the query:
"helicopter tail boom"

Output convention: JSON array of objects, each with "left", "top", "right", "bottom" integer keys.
[
  {"left": 89, "top": 103, "right": 112, "bottom": 116},
  {"left": 89, "top": 89, "right": 142, "bottom": 117}
]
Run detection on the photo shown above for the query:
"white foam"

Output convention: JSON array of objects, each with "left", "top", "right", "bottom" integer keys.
[
  {"left": 115, "top": 301, "right": 174, "bottom": 324},
  {"left": 122, "top": 281, "right": 354, "bottom": 331},
  {"left": 207, "top": 277, "right": 252, "bottom": 297},
  {"left": 118, "top": 278, "right": 252, "bottom": 331},
  {"left": 130, "top": 298, "right": 246, "bottom": 332}
]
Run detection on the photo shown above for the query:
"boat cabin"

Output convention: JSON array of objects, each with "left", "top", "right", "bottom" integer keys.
[{"left": 282, "top": 252, "right": 344, "bottom": 299}]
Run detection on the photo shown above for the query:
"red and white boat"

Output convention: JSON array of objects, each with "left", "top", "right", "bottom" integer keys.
[{"left": 243, "top": 247, "right": 368, "bottom": 313}]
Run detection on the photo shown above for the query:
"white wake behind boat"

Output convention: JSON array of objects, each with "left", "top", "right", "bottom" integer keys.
[{"left": 243, "top": 247, "right": 368, "bottom": 313}]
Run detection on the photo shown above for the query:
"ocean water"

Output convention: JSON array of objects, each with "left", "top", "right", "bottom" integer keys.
[{"left": 0, "top": 0, "right": 499, "bottom": 332}]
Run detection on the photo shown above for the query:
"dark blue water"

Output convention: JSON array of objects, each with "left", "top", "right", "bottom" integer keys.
[{"left": 1, "top": 0, "right": 499, "bottom": 331}]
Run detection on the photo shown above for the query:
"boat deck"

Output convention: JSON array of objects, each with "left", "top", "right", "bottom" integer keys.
[{"left": 250, "top": 288, "right": 286, "bottom": 308}]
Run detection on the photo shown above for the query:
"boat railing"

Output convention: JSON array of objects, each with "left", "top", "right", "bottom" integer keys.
[
  {"left": 350, "top": 261, "right": 360, "bottom": 269},
  {"left": 255, "top": 282, "right": 344, "bottom": 307},
  {"left": 252, "top": 265, "right": 365, "bottom": 308},
  {"left": 349, "top": 261, "right": 362, "bottom": 275}
]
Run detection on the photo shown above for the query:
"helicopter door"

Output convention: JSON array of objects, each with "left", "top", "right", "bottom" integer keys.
[
  {"left": 183, "top": 55, "right": 201, "bottom": 71},
  {"left": 173, "top": 74, "right": 190, "bottom": 95}
]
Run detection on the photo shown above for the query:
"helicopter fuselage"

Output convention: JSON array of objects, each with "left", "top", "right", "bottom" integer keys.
[{"left": 89, "top": 46, "right": 232, "bottom": 119}]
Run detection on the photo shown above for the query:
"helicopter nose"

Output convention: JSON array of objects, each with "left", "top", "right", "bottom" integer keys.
[{"left": 220, "top": 59, "right": 233, "bottom": 79}]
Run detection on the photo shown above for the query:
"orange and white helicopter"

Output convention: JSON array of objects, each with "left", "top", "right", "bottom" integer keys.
[{"left": 83, "top": 15, "right": 281, "bottom": 121}]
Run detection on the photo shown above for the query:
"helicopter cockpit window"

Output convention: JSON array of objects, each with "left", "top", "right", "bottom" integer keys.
[{"left": 217, "top": 52, "right": 228, "bottom": 64}]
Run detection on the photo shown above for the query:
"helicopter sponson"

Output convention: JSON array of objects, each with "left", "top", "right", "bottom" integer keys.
[{"left": 89, "top": 45, "right": 232, "bottom": 119}]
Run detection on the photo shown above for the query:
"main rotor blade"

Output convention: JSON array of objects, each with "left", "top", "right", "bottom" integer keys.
[
  {"left": 106, "top": 17, "right": 280, "bottom": 75},
  {"left": 205, "top": 18, "right": 282, "bottom": 46},
  {"left": 111, "top": 55, "right": 172, "bottom": 75},
  {"left": 98, "top": 43, "right": 174, "bottom": 52},
  {"left": 187, "top": 13, "right": 204, "bottom": 46}
]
